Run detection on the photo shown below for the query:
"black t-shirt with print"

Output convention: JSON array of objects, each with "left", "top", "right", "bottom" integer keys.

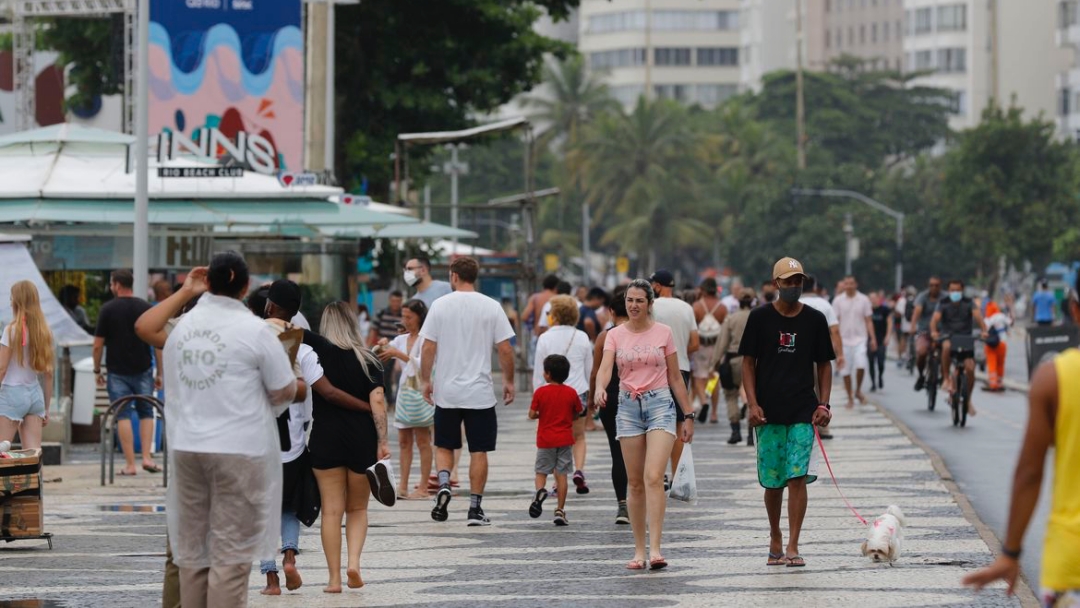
[
  {"left": 871, "top": 304, "right": 891, "bottom": 342},
  {"left": 95, "top": 296, "right": 154, "bottom": 375},
  {"left": 738, "top": 304, "right": 835, "bottom": 425}
]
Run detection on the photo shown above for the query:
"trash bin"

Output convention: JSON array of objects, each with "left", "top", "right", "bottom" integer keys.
[{"left": 72, "top": 357, "right": 96, "bottom": 426}]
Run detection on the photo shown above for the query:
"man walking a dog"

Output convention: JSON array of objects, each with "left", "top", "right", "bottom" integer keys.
[{"left": 740, "top": 257, "right": 835, "bottom": 568}]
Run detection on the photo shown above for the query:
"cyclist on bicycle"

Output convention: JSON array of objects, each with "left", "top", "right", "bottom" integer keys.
[
  {"left": 930, "top": 279, "right": 988, "bottom": 415},
  {"left": 909, "top": 277, "right": 944, "bottom": 391}
]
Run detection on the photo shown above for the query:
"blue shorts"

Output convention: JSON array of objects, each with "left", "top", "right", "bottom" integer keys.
[
  {"left": 0, "top": 383, "right": 45, "bottom": 421},
  {"left": 616, "top": 388, "right": 676, "bottom": 440},
  {"left": 107, "top": 371, "right": 155, "bottom": 420}
]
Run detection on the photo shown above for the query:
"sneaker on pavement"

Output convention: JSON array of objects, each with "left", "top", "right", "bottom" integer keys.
[
  {"left": 573, "top": 470, "right": 590, "bottom": 495},
  {"left": 528, "top": 488, "right": 547, "bottom": 518},
  {"left": 431, "top": 488, "right": 451, "bottom": 522},
  {"left": 615, "top": 504, "right": 630, "bottom": 525},
  {"left": 553, "top": 509, "right": 568, "bottom": 526},
  {"left": 467, "top": 507, "right": 491, "bottom": 527},
  {"left": 365, "top": 461, "right": 396, "bottom": 507}
]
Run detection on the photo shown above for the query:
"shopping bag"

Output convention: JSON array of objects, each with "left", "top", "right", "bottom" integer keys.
[{"left": 667, "top": 443, "right": 698, "bottom": 504}]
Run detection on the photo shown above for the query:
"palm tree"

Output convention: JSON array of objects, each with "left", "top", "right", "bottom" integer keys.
[{"left": 578, "top": 97, "right": 713, "bottom": 270}]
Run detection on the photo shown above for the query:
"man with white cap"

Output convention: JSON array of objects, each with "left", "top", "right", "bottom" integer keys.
[{"left": 739, "top": 257, "right": 835, "bottom": 568}]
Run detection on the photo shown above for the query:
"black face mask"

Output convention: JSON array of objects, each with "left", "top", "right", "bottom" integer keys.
[{"left": 778, "top": 285, "right": 803, "bottom": 304}]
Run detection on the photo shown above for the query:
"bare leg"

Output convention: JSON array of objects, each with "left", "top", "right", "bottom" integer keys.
[
  {"left": 313, "top": 467, "right": 347, "bottom": 593},
  {"left": 344, "top": 470, "right": 371, "bottom": 589},
  {"left": 435, "top": 447, "right": 454, "bottom": 475},
  {"left": 534, "top": 473, "right": 548, "bottom": 491},
  {"left": 469, "top": 452, "right": 488, "bottom": 495},
  {"left": 691, "top": 377, "right": 708, "bottom": 412},
  {"left": 0, "top": 417, "right": 19, "bottom": 445},
  {"left": 572, "top": 417, "right": 586, "bottom": 473},
  {"left": 941, "top": 343, "right": 953, "bottom": 392},
  {"left": 397, "top": 429, "right": 414, "bottom": 497},
  {"left": 117, "top": 417, "right": 138, "bottom": 474},
  {"left": 555, "top": 473, "right": 568, "bottom": 511},
  {"left": 710, "top": 384, "right": 721, "bottom": 423},
  {"left": 645, "top": 430, "right": 677, "bottom": 559},
  {"left": 18, "top": 416, "right": 43, "bottom": 450},
  {"left": 786, "top": 477, "right": 808, "bottom": 560},
  {"left": 451, "top": 448, "right": 463, "bottom": 484},
  {"left": 410, "top": 427, "right": 433, "bottom": 499},
  {"left": 140, "top": 417, "right": 157, "bottom": 467},
  {"left": 765, "top": 487, "right": 784, "bottom": 557},
  {"left": 855, "top": 369, "right": 866, "bottom": 403},
  {"left": 965, "top": 359, "right": 978, "bottom": 416},
  {"left": 620, "top": 435, "right": 647, "bottom": 563},
  {"left": 669, "top": 422, "right": 684, "bottom": 478},
  {"left": 842, "top": 375, "right": 854, "bottom": 407}
]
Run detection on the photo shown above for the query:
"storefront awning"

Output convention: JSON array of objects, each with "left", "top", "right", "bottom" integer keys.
[
  {"left": 214, "top": 220, "right": 478, "bottom": 240},
  {"left": 0, "top": 199, "right": 418, "bottom": 227}
]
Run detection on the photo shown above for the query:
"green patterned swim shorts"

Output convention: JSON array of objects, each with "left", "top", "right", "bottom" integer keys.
[{"left": 755, "top": 423, "right": 820, "bottom": 489}]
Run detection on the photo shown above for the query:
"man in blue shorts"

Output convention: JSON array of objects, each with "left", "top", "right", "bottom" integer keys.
[{"left": 739, "top": 257, "right": 835, "bottom": 568}]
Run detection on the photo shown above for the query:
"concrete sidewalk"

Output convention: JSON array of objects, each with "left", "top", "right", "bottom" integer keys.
[{"left": 0, "top": 394, "right": 1026, "bottom": 607}]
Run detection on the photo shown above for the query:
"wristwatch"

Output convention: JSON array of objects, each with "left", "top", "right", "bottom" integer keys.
[{"left": 684, "top": 411, "right": 696, "bottom": 421}]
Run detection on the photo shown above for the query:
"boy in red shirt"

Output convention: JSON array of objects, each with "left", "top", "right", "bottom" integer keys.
[{"left": 528, "top": 354, "right": 580, "bottom": 526}]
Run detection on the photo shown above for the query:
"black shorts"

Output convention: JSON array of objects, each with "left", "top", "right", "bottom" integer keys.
[
  {"left": 671, "top": 370, "right": 691, "bottom": 423},
  {"left": 434, "top": 406, "right": 498, "bottom": 453}
]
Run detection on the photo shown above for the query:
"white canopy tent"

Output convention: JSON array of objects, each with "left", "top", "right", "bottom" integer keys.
[{"left": 0, "top": 235, "right": 92, "bottom": 346}]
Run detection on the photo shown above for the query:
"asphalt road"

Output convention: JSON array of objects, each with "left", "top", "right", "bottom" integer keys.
[{"left": 864, "top": 357, "right": 1052, "bottom": 589}]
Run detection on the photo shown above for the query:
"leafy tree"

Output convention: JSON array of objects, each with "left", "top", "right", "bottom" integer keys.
[
  {"left": 40, "top": 16, "right": 126, "bottom": 112},
  {"left": 335, "top": 0, "right": 577, "bottom": 195},
  {"left": 941, "top": 103, "right": 1080, "bottom": 284}
]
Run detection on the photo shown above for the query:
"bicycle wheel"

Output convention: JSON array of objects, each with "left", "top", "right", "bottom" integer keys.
[
  {"left": 959, "top": 369, "right": 969, "bottom": 428},
  {"left": 951, "top": 369, "right": 961, "bottom": 427},
  {"left": 926, "top": 362, "right": 937, "bottom": 411}
]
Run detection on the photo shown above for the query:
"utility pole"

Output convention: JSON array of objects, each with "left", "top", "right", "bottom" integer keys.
[
  {"left": 582, "top": 202, "right": 591, "bottom": 284},
  {"left": 988, "top": 0, "right": 999, "bottom": 106},
  {"left": 795, "top": 0, "right": 807, "bottom": 170},
  {"left": 644, "top": 0, "right": 653, "bottom": 100},
  {"left": 444, "top": 144, "right": 469, "bottom": 253},
  {"left": 133, "top": 0, "right": 149, "bottom": 301},
  {"left": 843, "top": 213, "right": 854, "bottom": 276}
]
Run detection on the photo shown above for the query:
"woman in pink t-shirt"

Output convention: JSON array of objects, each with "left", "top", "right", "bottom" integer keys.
[{"left": 594, "top": 279, "right": 693, "bottom": 571}]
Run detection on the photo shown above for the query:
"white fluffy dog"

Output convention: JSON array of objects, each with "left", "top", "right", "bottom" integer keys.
[{"left": 861, "top": 505, "right": 906, "bottom": 563}]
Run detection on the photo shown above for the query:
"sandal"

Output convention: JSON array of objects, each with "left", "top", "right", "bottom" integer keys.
[
  {"left": 118, "top": 470, "right": 137, "bottom": 476},
  {"left": 767, "top": 552, "right": 788, "bottom": 566},
  {"left": 649, "top": 556, "right": 668, "bottom": 570},
  {"left": 142, "top": 463, "right": 162, "bottom": 473},
  {"left": 626, "top": 559, "right": 647, "bottom": 570},
  {"left": 786, "top": 555, "right": 806, "bottom": 567}
]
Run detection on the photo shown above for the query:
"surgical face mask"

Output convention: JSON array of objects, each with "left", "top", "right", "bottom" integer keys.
[
  {"left": 949, "top": 291, "right": 963, "bottom": 303},
  {"left": 778, "top": 285, "right": 802, "bottom": 304},
  {"left": 403, "top": 270, "right": 419, "bottom": 286}
]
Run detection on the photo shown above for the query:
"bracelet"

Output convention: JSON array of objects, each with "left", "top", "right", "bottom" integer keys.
[
  {"left": 817, "top": 403, "right": 831, "bottom": 411},
  {"left": 1001, "top": 544, "right": 1021, "bottom": 559}
]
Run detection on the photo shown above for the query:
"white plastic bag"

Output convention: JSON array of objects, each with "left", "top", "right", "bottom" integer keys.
[{"left": 667, "top": 443, "right": 698, "bottom": 504}]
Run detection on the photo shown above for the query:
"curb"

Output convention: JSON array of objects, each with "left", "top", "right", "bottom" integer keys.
[{"left": 871, "top": 399, "right": 1039, "bottom": 608}]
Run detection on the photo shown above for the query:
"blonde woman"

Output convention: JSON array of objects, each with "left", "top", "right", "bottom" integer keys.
[
  {"left": 0, "top": 281, "right": 54, "bottom": 450},
  {"left": 533, "top": 295, "right": 594, "bottom": 493},
  {"left": 303, "top": 302, "right": 390, "bottom": 593}
]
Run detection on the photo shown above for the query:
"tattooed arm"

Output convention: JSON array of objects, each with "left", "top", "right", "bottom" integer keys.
[{"left": 370, "top": 386, "right": 390, "bottom": 460}]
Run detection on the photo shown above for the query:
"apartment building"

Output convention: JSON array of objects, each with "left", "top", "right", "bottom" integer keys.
[
  {"left": 903, "top": 0, "right": 1066, "bottom": 130},
  {"left": 806, "top": 0, "right": 905, "bottom": 71},
  {"left": 578, "top": 0, "right": 742, "bottom": 108},
  {"left": 739, "top": 0, "right": 798, "bottom": 92},
  {"left": 1057, "top": 0, "right": 1080, "bottom": 140}
]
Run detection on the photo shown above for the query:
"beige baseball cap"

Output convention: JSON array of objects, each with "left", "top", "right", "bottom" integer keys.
[{"left": 772, "top": 257, "right": 807, "bottom": 280}]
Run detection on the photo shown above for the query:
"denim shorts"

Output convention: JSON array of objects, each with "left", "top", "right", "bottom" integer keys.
[
  {"left": 616, "top": 388, "right": 677, "bottom": 440},
  {"left": 0, "top": 383, "right": 45, "bottom": 421},
  {"left": 107, "top": 371, "right": 155, "bottom": 419}
]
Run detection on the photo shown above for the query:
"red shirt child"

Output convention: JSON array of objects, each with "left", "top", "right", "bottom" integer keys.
[{"left": 530, "top": 382, "right": 579, "bottom": 449}]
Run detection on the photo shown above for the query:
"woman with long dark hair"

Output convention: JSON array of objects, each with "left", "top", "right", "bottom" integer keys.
[
  {"left": 590, "top": 286, "right": 629, "bottom": 525},
  {"left": 304, "top": 302, "right": 389, "bottom": 593}
]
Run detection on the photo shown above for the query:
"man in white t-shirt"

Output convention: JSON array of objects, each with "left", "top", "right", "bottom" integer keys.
[
  {"left": 799, "top": 275, "right": 844, "bottom": 439},
  {"left": 420, "top": 257, "right": 516, "bottom": 527},
  {"left": 649, "top": 270, "right": 699, "bottom": 479},
  {"left": 405, "top": 254, "right": 453, "bottom": 308},
  {"left": 832, "top": 275, "right": 878, "bottom": 408},
  {"left": 721, "top": 280, "right": 743, "bottom": 316},
  {"left": 535, "top": 281, "right": 575, "bottom": 336}
]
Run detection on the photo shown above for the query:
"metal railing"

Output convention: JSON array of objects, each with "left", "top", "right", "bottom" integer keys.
[{"left": 99, "top": 394, "right": 167, "bottom": 488}]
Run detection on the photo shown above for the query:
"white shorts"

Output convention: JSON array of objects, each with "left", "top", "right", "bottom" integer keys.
[
  {"left": 842, "top": 343, "right": 869, "bottom": 376},
  {"left": 691, "top": 345, "right": 717, "bottom": 379}
]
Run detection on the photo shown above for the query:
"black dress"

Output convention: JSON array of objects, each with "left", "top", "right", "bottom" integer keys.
[{"left": 303, "top": 331, "right": 384, "bottom": 473}]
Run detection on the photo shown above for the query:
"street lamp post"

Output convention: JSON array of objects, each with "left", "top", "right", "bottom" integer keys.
[
  {"left": 133, "top": 0, "right": 150, "bottom": 301},
  {"left": 443, "top": 144, "right": 469, "bottom": 252},
  {"left": 791, "top": 188, "right": 906, "bottom": 293}
]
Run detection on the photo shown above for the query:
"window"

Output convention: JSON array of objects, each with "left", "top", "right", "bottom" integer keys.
[
  {"left": 937, "top": 47, "right": 966, "bottom": 72},
  {"left": 695, "top": 84, "right": 738, "bottom": 108},
  {"left": 951, "top": 90, "right": 968, "bottom": 115},
  {"left": 589, "top": 48, "right": 647, "bottom": 69},
  {"left": 913, "top": 50, "right": 932, "bottom": 70},
  {"left": 914, "top": 8, "right": 932, "bottom": 34},
  {"left": 655, "top": 47, "right": 691, "bottom": 66},
  {"left": 883, "top": 21, "right": 889, "bottom": 41},
  {"left": 587, "top": 11, "right": 647, "bottom": 34},
  {"left": 904, "top": 10, "right": 912, "bottom": 36},
  {"left": 937, "top": 5, "right": 967, "bottom": 31},
  {"left": 837, "top": 27, "right": 843, "bottom": 48},
  {"left": 1060, "top": 1, "right": 1079, "bottom": 28},
  {"left": 860, "top": 25, "right": 866, "bottom": 44},
  {"left": 896, "top": 20, "right": 902, "bottom": 39},
  {"left": 654, "top": 84, "right": 689, "bottom": 102},
  {"left": 697, "top": 47, "right": 739, "bottom": 66},
  {"left": 652, "top": 10, "right": 739, "bottom": 30},
  {"left": 849, "top": 26, "right": 855, "bottom": 44},
  {"left": 872, "top": 23, "right": 878, "bottom": 43},
  {"left": 611, "top": 85, "right": 645, "bottom": 106},
  {"left": 826, "top": 29, "right": 832, "bottom": 49},
  {"left": 1061, "top": 87, "right": 1072, "bottom": 117}
]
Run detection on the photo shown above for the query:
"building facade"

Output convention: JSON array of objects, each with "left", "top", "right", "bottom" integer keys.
[
  {"left": 1057, "top": 0, "right": 1080, "bottom": 140},
  {"left": 578, "top": 0, "right": 742, "bottom": 108},
  {"left": 739, "top": 0, "right": 797, "bottom": 92},
  {"left": 903, "top": 0, "right": 1066, "bottom": 130},
  {"left": 806, "top": 0, "right": 905, "bottom": 71}
]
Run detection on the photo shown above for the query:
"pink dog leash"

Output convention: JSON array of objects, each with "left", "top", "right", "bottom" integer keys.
[{"left": 814, "top": 425, "right": 868, "bottom": 526}]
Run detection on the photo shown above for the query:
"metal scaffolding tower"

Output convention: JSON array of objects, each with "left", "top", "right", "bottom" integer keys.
[{"left": 11, "top": 0, "right": 135, "bottom": 132}]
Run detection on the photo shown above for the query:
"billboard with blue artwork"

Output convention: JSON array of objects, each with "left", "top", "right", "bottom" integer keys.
[{"left": 149, "top": 0, "right": 304, "bottom": 173}]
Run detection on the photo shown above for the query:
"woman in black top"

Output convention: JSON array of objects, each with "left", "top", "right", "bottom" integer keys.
[
  {"left": 303, "top": 302, "right": 389, "bottom": 593},
  {"left": 590, "top": 286, "right": 629, "bottom": 526}
]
